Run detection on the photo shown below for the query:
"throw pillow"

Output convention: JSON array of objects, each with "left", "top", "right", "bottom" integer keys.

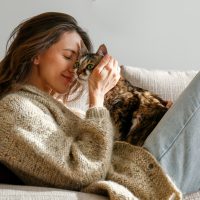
[{"left": 121, "top": 66, "right": 198, "bottom": 102}]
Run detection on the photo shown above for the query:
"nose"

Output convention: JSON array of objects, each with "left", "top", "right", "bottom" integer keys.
[
  {"left": 68, "top": 61, "right": 76, "bottom": 73},
  {"left": 68, "top": 68, "right": 75, "bottom": 77},
  {"left": 68, "top": 66, "right": 74, "bottom": 73},
  {"left": 65, "top": 66, "right": 74, "bottom": 79}
]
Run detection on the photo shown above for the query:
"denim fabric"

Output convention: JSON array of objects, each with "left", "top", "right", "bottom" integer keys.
[{"left": 143, "top": 71, "right": 200, "bottom": 195}]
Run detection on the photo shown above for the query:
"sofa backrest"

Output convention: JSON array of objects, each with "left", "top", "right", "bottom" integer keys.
[{"left": 121, "top": 66, "right": 198, "bottom": 102}]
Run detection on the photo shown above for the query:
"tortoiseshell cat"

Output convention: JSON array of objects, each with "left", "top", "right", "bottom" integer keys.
[{"left": 74, "top": 44, "right": 169, "bottom": 146}]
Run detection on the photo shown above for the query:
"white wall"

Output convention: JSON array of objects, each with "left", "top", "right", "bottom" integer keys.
[{"left": 0, "top": 0, "right": 200, "bottom": 70}]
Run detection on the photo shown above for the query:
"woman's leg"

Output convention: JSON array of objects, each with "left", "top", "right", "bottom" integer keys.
[{"left": 143, "top": 71, "right": 200, "bottom": 195}]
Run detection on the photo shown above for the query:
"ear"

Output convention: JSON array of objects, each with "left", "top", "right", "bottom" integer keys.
[
  {"left": 96, "top": 44, "right": 108, "bottom": 56},
  {"left": 33, "top": 55, "right": 40, "bottom": 65},
  {"left": 79, "top": 41, "right": 89, "bottom": 58}
]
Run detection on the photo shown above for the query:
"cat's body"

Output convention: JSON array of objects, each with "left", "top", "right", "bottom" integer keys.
[{"left": 75, "top": 44, "right": 169, "bottom": 146}]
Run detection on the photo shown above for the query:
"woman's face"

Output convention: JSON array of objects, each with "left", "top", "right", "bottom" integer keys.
[{"left": 28, "top": 31, "right": 82, "bottom": 94}]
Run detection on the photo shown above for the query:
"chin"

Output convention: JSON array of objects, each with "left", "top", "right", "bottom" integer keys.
[
  {"left": 59, "top": 87, "right": 69, "bottom": 94},
  {"left": 51, "top": 85, "right": 69, "bottom": 95}
]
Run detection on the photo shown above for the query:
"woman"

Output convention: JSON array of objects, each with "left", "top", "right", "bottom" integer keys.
[{"left": 0, "top": 11, "right": 199, "bottom": 199}]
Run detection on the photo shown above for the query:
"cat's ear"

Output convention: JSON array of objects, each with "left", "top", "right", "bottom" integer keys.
[
  {"left": 96, "top": 44, "right": 108, "bottom": 56},
  {"left": 79, "top": 41, "right": 89, "bottom": 58}
]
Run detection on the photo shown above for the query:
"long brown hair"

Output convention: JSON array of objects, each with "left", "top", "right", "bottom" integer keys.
[{"left": 0, "top": 12, "right": 93, "bottom": 101}]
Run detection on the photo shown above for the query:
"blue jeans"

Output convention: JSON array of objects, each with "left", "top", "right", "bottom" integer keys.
[{"left": 143, "top": 71, "right": 200, "bottom": 195}]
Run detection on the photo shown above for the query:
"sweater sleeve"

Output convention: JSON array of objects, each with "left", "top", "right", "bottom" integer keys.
[{"left": 0, "top": 95, "right": 115, "bottom": 190}]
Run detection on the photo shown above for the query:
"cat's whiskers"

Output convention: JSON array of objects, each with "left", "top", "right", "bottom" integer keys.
[{"left": 77, "top": 75, "right": 87, "bottom": 82}]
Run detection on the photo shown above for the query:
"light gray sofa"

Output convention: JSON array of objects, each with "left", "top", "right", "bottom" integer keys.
[{"left": 0, "top": 66, "right": 199, "bottom": 200}]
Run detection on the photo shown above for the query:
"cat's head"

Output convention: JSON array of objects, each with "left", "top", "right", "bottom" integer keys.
[{"left": 74, "top": 44, "right": 108, "bottom": 83}]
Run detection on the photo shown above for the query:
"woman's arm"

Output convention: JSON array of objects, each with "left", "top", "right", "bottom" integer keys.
[{"left": 0, "top": 94, "right": 115, "bottom": 190}]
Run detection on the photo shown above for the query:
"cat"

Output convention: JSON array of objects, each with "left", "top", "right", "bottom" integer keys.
[{"left": 74, "top": 44, "right": 170, "bottom": 146}]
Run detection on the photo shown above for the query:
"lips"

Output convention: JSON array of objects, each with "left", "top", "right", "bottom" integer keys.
[
  {"left": 61, "top": 74, "right": 72, "bottom": 84},
  {"left": 62, "top": 74, "right": 70, "bottom": 79}
]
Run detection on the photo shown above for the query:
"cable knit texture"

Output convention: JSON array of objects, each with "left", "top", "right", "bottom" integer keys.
[{"left": 0, "top": 85, "right": 182, "bottom": 200}]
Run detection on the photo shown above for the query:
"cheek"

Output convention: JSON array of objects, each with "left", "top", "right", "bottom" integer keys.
[
  {"left": 39, "top": 57, "right": 63, "bottom": 74},
  {"left": 37, "top": 58, "right": 58, "bottom": 80},
  {"left": 37, "top": 66, "right": 54, "bottom": 83}
]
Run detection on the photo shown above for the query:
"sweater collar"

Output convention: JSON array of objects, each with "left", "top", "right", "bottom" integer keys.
[{"left": 21, "top": 84, "right": 54, "bottom": 99}]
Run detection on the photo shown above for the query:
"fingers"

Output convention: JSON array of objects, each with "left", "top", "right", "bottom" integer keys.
[
  {"left": 101, "top": 57, "right": 115, "bottom": 79},
  {"left": 95, "top": 54, "right": 120, "bottom": 79},
  {"left": 113, "top": 59, "right": 121, "bottom": 77},
  {"left": 95, "top": 54, "right": 111, "bottom": 74},
  {"left": 102, "top": 56, "right": 121, "bottom": 93},
  {"left": 88, "top": 53, "right": 120, "bottom": 96}
]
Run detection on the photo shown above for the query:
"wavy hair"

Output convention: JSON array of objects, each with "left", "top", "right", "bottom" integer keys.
[{"left": 0, "top": 12, "right": 93, "bottom": 102}]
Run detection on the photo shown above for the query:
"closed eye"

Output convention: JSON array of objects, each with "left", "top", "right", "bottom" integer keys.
[{"left": 64, "top": 56, "right": 72, "bottom": 60}]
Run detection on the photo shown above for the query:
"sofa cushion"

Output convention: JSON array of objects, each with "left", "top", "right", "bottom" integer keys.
[
  {"left": 0, "top": 184, "right": 108, "bottom": 200},
  {"left": 121, "top": 66, "right": 198, "bottom": 102},
  {"left": 0, "top": 183, "right": 199, "bottom": 200}
]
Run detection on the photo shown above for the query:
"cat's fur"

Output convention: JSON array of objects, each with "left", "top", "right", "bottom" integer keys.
[{"left": 74, "top": 44, "right": 169, "bottom": 146}]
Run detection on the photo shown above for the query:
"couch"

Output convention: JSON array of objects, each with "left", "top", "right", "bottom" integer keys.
[{"left": 0, "top": 66, "right": 199, "bottom": 200}]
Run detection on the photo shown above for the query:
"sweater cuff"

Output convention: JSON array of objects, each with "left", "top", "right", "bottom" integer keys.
[{"left": 86, "top": 107, "right": 110, "bottom": 119}]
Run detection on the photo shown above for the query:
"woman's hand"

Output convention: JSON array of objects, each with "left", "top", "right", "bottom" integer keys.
[{"left": 88, "top": 54, "right": 121, "bottom": 108}]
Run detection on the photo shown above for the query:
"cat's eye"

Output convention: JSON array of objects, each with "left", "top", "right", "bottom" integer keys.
[
  {"left": 74, "top": 62, "right": 80, "bottom": 69},
  {"left": 87, "top": 64, "right": 94, "bottom": 70}
]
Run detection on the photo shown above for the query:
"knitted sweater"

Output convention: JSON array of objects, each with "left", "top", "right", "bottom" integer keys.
[{"left": 0, "top": 85, "right": 182, "bottom": 200}]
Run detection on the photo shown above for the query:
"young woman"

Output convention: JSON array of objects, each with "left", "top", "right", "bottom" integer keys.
[{"left": 0, "top": 11, "right": 199, "bottom": 199}]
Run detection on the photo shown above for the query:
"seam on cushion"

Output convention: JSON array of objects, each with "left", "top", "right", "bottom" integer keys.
[{"left": 158, "top": 103, "right": 200, "bottom": 161}]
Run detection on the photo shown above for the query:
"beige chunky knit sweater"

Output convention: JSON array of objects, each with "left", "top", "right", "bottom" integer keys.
[{"left": 0, "top": 85, "right": 182, "bottom": 200}]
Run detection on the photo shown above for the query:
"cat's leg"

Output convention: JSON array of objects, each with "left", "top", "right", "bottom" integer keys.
[{"left": 143, "top": 71, "right": 200, "bottom": 195}]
